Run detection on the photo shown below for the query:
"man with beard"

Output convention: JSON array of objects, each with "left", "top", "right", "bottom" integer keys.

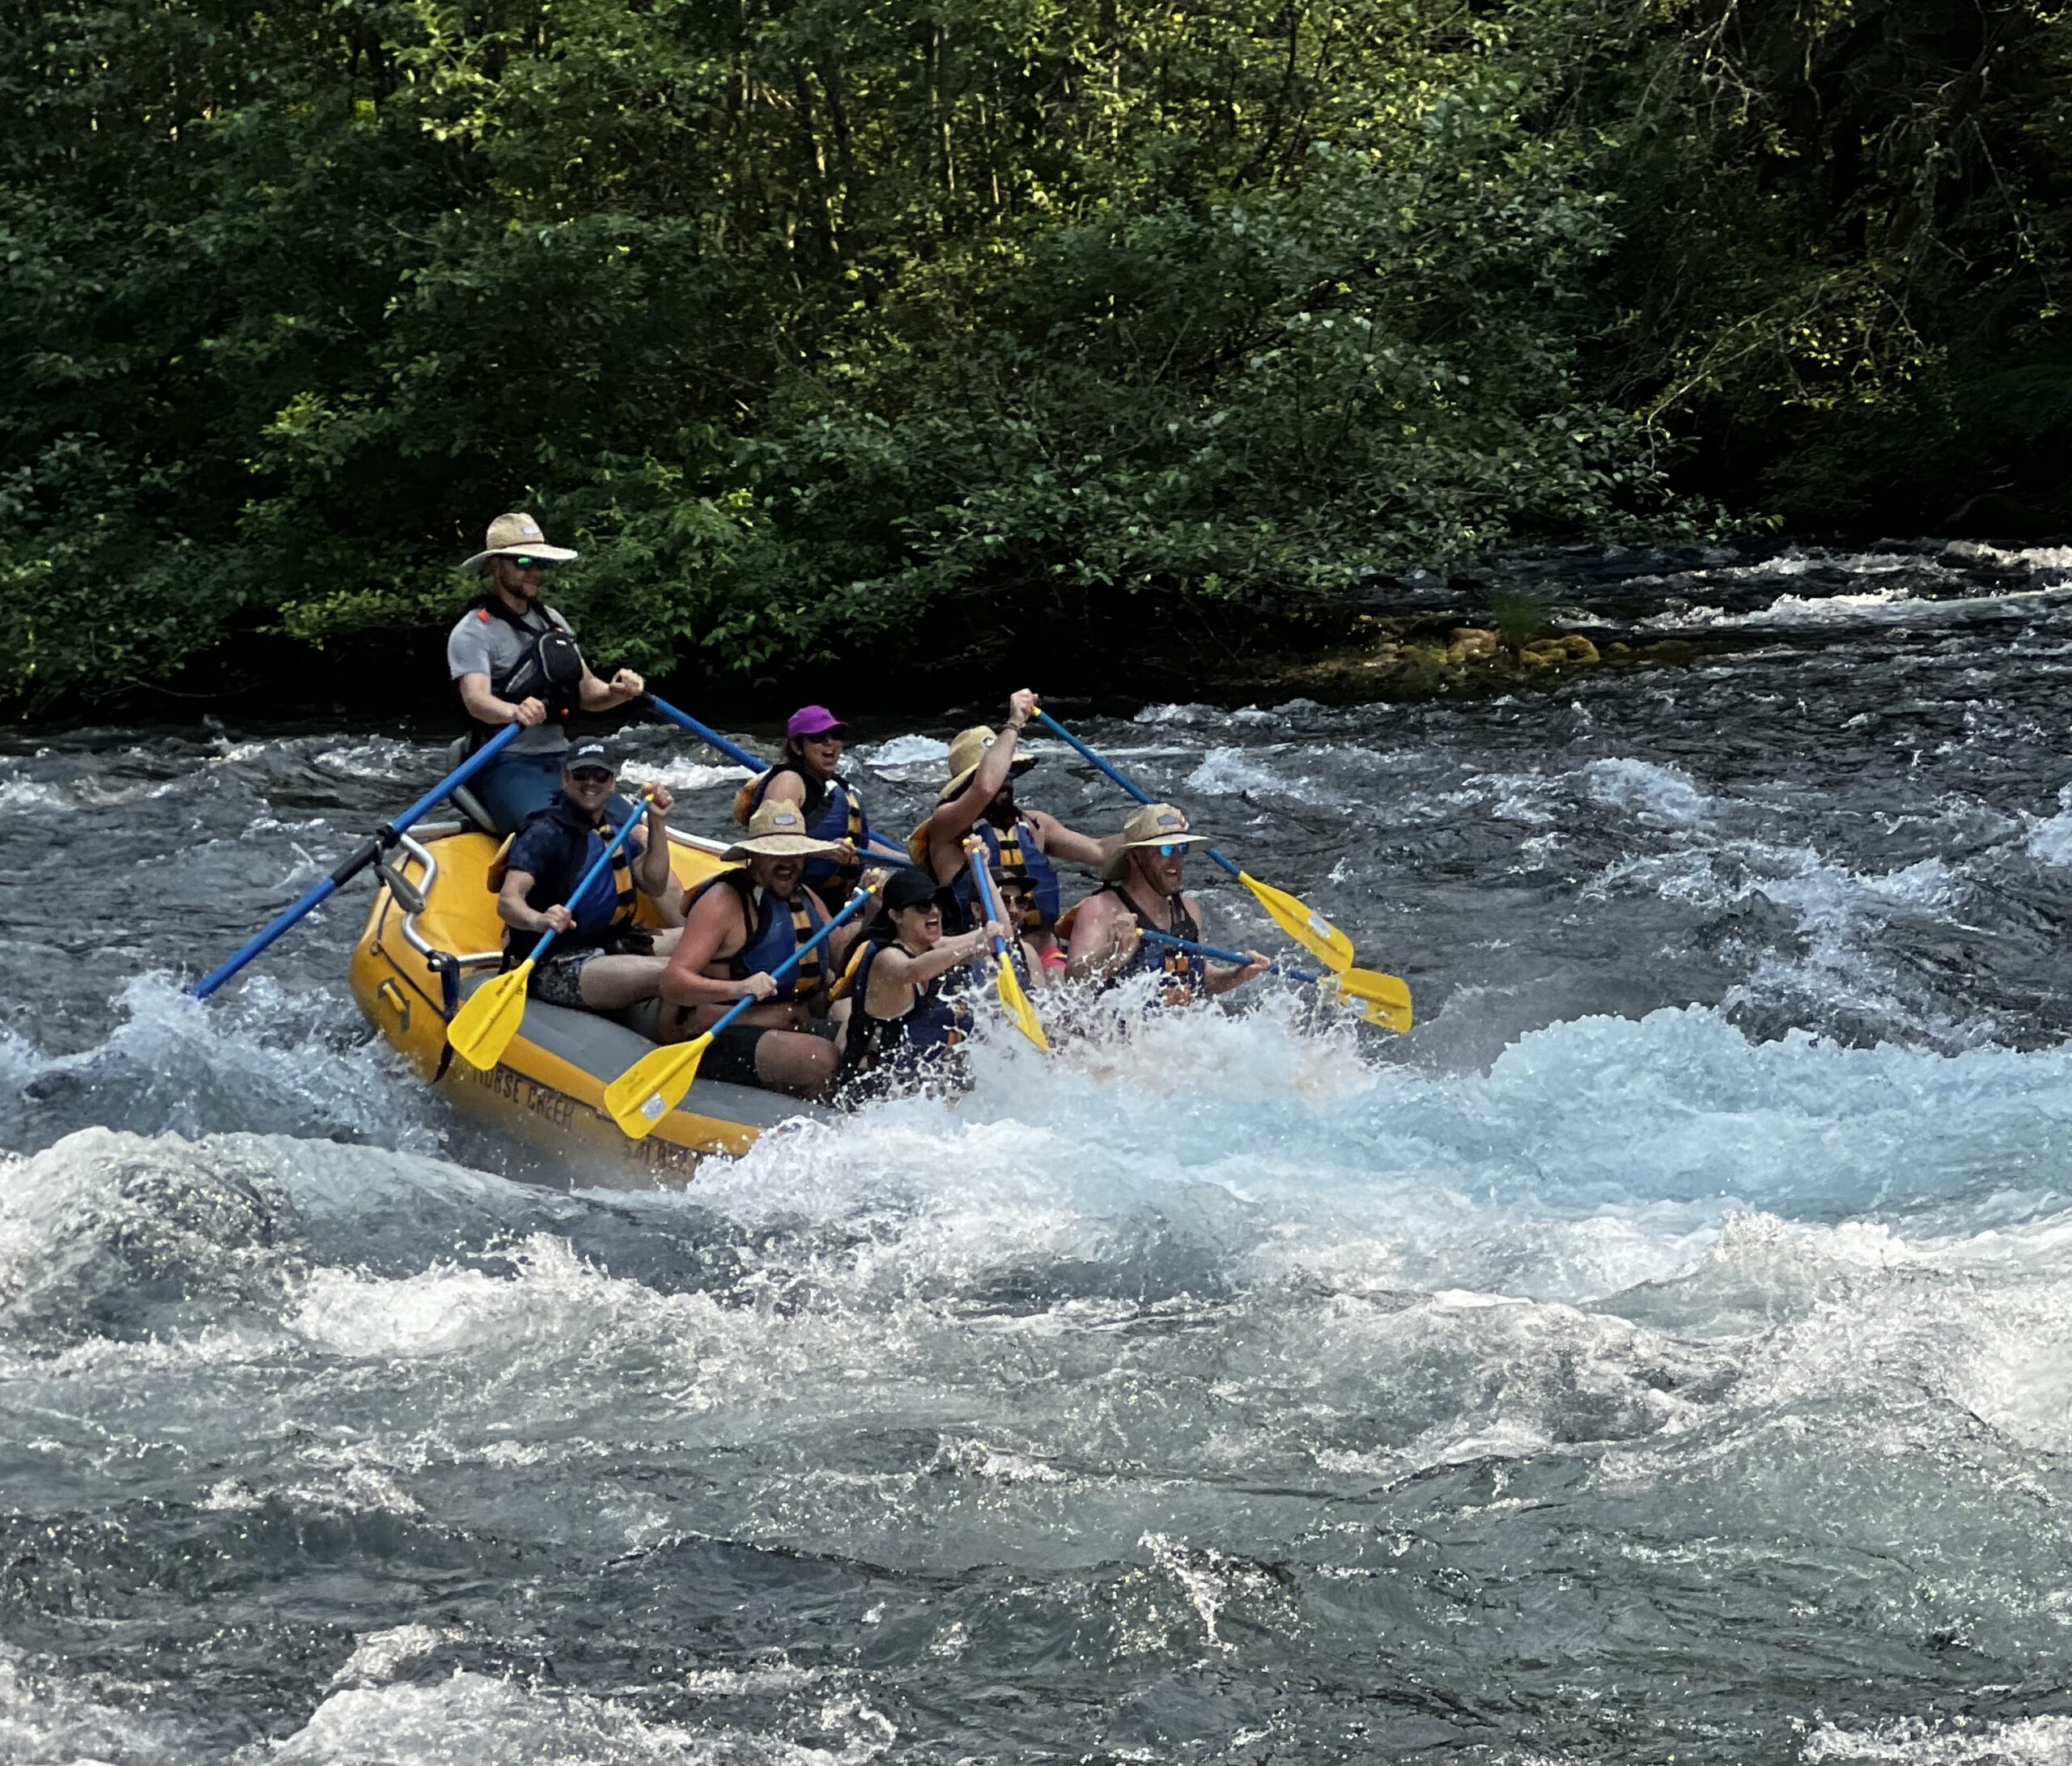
[
  {"left": 913, "top": 688, "right": 1116, "bottom": 932},
  {"left": 1064, "top": 802, "right": 1270, "bottom": 1004},
  {"left": 653, "top": 800, "right": 855, "bottom": 1097},
  {"left": 446, "top": 512, "right": 648, "bottom": 833}
]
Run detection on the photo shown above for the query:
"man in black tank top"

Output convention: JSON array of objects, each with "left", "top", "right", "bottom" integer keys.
[{"left": 1065, "top": 803, "right": 1270, "bottom": 1003}]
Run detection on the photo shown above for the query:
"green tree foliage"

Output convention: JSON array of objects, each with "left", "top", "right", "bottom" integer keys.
[
  {"left": 1597, "top": 0, "right": 2072, "bottom": 527},
  {"left": 2, "top": 0, "right": 2065, "bottom": 707}
]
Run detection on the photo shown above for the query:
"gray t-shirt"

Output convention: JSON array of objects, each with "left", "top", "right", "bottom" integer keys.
[{"left": 447, "top": 601, "right": 577, "bottom": 755}]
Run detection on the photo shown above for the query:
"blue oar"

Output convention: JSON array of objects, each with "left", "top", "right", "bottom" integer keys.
[
  {"left": 1137, "top": 929, "right": 1412, "bottom": 1033},
  {"left": 1033, "top": 709, "right": 1358, "bottom": 974},
  {"left": 447, "top": 791, "right": 656, "bottom": 1070},
  {"left": 645, "top": 694, "right": 908, "bottom": 863},
  {"left": 603, "top": 881, "right": 880, "bottom": 1137},
  {"left": 190, "top": 723, "right": 523, "bottom": 1000}
]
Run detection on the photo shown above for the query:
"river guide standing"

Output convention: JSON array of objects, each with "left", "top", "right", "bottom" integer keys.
[{"left": 446, "top": 512, "right": 648, "bottom": 834}]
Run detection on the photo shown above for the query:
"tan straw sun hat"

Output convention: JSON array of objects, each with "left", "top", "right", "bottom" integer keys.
[
  {"left": 462, "top": 512, "right": 580, "bottom": 575},
  {"left": 936, "top": 724, "right": 1038, "bottom": 803},
  {"left": 1102, "top": 802, "right": 1210, "bottom": 881},
  {"left": 724, "top": 799, "right": 843, "bottom": 860}
]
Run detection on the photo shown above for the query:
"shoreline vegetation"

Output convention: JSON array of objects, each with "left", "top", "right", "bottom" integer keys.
[{"left": 5, "top": 0, "right": 2068, "bottom": 715}]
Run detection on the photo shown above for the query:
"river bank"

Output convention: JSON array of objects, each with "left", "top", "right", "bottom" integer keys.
[{"left": 38, "top": 536, "right": 2072, "bottom": 735}]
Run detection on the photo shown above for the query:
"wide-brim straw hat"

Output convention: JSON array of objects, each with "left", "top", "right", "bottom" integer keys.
[
  {"left": 937, "top": 724, "right": 1038, "bottom": 804},
  {"left": 1102, "top": 801, "right": 1211, "bottom": 881},
  {"left": 724, "top": 799, "right": 843, "bottom": 860},
  {"left": 462, "top": 512, "right": 580, "bottom": 575}
]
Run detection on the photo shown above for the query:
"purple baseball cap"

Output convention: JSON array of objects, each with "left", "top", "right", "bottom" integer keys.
[{"left": 786, "top": 705, "right": 849, "bottom": 741}]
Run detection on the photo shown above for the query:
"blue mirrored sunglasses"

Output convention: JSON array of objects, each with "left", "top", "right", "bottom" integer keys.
[{"left": 1153, "top": 842, "right": 1192, "bottom": 857}]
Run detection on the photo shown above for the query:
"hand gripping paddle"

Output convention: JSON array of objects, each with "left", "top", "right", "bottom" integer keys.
[
  {"left": 1033, "top": 708, "right": 1365, "bottom": 975},
  {"left": 603, "top": 881, "right": 880, "bottom": 1140},
  {"left": 448, "top": 790, "right": 656, "bottom": 1071},
  {"left": 1136, "top": 928, "right": 1412, "bottom": 1034}
]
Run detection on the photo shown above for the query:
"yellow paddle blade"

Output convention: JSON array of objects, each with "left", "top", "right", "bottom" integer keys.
[
  {"left": 1327, "top": 966, "right": 1412, "bottom": 1034},
  {"left": 447, "top": 962, "right": 534, "bottom": 1071},
  {"left": 603, "top": 1034, "right": 714, "bottom": 1140},
  {"left": 1238, "top": 871, "right": 1355, "bottom": 974},
  {"left": 994, "top": 956, "right": 1051, "bottom": 1052}
]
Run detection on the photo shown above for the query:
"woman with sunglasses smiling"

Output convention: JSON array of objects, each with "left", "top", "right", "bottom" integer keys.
[
  {"left": 1064, "top": 804, "right": 1270, "bottom": 1005},
  {"left": 731, "top": 706, "right": 873, "bottom": 913},
  {"left": 447, "top": 512, "right": 648, "bottom": 834}
]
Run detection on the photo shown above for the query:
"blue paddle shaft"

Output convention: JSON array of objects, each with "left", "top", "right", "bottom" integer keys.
[
  {"left": 969, "top": 850, "right": 1015, "bottom": 962},
  {"left": 645, "top": 694, "right": 906, "bottom": 862},
  {"left": 646, "top": 694, "right": 762, "bottom": 772},
  {"left": 1033, "top": 710, "right": 1243, "bottom": 881},
  {"left": 520, "top": 795, "right": 655, "bottom": 967},
  {"left": 190, "top": 723, "right": 524, "bottom": 1000},
  {"left": 1137, "top": 927, "right": 1311, "bottom": 983},
  {"left": 703, "top": 884, "right": 876, "bottom": 1042}
]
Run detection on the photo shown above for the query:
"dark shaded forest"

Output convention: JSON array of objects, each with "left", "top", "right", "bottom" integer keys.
[{"left": 2, "top": 0, "right": 2066, "bottom": 707}]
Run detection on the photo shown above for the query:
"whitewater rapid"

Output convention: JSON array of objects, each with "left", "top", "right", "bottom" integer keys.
[{"left": 7, "top": 539, "right": 2072, "bottom": 1762}]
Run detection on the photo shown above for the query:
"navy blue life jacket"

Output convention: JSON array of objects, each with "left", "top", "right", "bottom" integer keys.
[
  {"left": 1102, "top": 882, "right": 1206, "bottom": 1001},
  {"left": 949, "top": 817, "right": 1060, "bottom": 931},
  {"left": 689, "top": 867, "right": 828, "bottom": 1000},
  {"left": 737, "top": 765, "right": 868, "bottom": 911},
  {"left": 501, "top": 796, "right": 638, "bottom": 957},
  {"left": 840, "top": 937, "right": 973, "bottom": 1081}
]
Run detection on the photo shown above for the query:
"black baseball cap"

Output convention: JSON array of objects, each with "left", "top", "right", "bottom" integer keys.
[
  {"left": 563, "top": 740, "right": 618, "bottom": 775},
  {"left": 881, "top": 866, "right": 944, "bottom": 914}
]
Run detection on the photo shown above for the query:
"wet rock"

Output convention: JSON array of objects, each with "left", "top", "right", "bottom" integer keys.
[
  {"left": 1446, "top": 629, "right": 1499, "bottom": 663},
  {"left": 1519, "top": 635, "right": 1599, "bottom": 664}
]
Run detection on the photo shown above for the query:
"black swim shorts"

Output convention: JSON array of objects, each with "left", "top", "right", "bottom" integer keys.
[{"left": 697, "top": 1022, "right": 768, "bottom": 1088}]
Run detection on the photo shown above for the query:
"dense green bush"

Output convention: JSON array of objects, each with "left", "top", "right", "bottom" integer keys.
[{"left": 2, "top": 0, "right": 2065, "bottom": 707}]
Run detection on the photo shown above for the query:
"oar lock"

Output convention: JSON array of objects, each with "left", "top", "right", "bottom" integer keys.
[{"left": 376, "top": 853, "right": 428, "bottom": 917}]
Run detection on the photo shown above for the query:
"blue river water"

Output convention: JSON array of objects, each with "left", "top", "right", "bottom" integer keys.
[{"left": 6, "top": 540, "right": 2072, "bottom": 1763}]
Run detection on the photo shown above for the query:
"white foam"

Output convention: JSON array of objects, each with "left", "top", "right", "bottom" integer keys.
[
  {"left": 2025, "top": 783, "right": 2072, "bottom": 864},
  {"left": 1186, "top": 746, "right": 1293, "bottom": 798},
  {"left": 314, "top": 738, "right": 434, "bottom": 780},
  {"left": 0, "top": 1645, "right": 191, "bottom": 1765},
  {"left": 329, "top": 1624, "right": 464, "bottom": 1689},
  {"left": 856, "top": 733, "right": 949, "bottom": 771},
  {"left": 1804, "top": 1714, "right": 2072, "bottom": 1763},
  {"left": 1944, "top": 541, "right": 2072, "bottom": 571},
  {"left": 271, "top": 1671, "right": 898, "bottom": 1765},
  {"left": 1581, "top": 758, "right": 1711, "bottom": 826},
  {"left": 618, "top": 758, "right": 757, "bottom": 792}
]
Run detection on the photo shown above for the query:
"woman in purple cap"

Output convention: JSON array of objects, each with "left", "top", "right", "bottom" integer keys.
[{"left": 732, "top": 706, "right": 873, "bottom": 912}]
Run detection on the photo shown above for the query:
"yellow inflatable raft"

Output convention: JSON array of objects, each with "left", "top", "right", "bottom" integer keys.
[{"left": 348, "top": 820, "right": 831, "bottom": 1184}]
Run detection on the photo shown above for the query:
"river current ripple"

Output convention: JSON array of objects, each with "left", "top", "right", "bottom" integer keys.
[{"left": 7, "top": 540, "right": 2072, "bottom": 1764}]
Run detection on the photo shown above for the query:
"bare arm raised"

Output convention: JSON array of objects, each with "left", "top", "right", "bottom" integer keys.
[{"left": 923, "top": 689, "right": 1037, "bottom": 881}]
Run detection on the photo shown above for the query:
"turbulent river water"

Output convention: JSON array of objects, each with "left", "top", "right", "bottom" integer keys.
[{"left": 11, "top": 539, "right": 2072, "bottom": 1764}]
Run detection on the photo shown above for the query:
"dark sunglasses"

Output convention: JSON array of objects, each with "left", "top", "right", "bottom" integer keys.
[
  {"left": 507, "top": 555, "right": 556, "bottom": 571},
  {"left": 1150, "top": 842, "right": 1191, "bottom": 857},
  {"left": 567, "top": 767, "right": 614, "bottom": 785}
]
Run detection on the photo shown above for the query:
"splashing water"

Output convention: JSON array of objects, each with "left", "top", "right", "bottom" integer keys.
[{"left": 10, "top": 545, "right": 2072, "bottom": 1761}]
